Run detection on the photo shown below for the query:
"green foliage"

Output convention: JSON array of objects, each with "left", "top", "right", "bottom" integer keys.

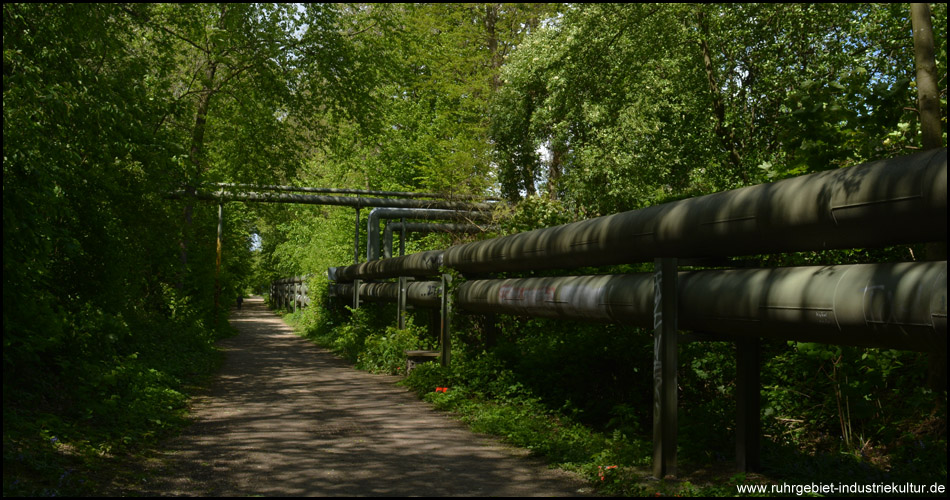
[
  {"left": 358, "top": 320, "right": 435, "bottom": 375},
  {"left": 2, "top": 2, "right": 345, "bottom": 494},
  {"left": 326, "top": 307, "right": 373, "bottom": 362},
  {"left": 491, "top": 3, "right": 948, "bottom": 216},
  {"left": 3, "top": 313, "right": 224, "bottom": 496},
  {"left": 399, "top": 350, "right": 650, "bottom": 471},
  {"left": 6, "top": 1, "right": 945, "bottom": 496},
  {"left": 762, "top": 341, "right": 941, "bottom": 458},
  {"left": 494, "top": 195, "right": 578, "bottom": 234}
]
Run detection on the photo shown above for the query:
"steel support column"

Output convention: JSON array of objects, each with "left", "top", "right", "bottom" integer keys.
[
  {"left": 736, "top": 338, "right": 761, "bottom": 472},
  {"left": 653, "top": 258, "right": 678, "bottom": 478},
  {"left": 398, "top": 276, "right": 409, "bottom": 329},
  {"left": 440, "top": 273, "right": 453, "bottom": 367}
]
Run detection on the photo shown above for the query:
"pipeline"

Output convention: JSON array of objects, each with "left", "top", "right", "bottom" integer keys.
[
  {"left": 328, "top": 250, "right": 444, "bottom": 283},
  {"left": 444, "top": 149, "right": 947, "bottom": 273},
  {"left": 329, "top": 261, "right": 946, "bottom": 351},
  {"left": 330, "top": 281, "right": 442, "bottom": 308},
  {"left": 214, "top": 182, "right": 498, "bottom": 201},
  {"left": 173, "top": 190, "right": 494, "bottom": 212},
  {"left": 453, "top": 261, "right": 946, "bottom": 351},
  {"left": 366, "top": 208, "right": 492, "bottom": 262},
  {"left": 272, "top": 275, "right": 310, "bottom": 310}
]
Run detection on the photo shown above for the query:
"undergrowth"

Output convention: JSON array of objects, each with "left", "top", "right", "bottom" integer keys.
[
  {"left": 2, "top": 312, "right": 229, "bottom": 497},
  {"left": 291, "top": 291, "right": 947, "bottom": 497}
]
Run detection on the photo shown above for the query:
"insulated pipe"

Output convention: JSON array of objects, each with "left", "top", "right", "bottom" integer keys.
[
  {"left": 331, "top": 281, "right": 442, "bottom": 308},
  {"left": 453, "top": 261, "right": 946, "bottom": 352},
  {"left": 174, "top": 190, "right": 493, "bottom": 212},
  {"left": 273, "top": 276, "right": 310, "bottom": 309},
  {"left": 214, "top": 182, "right": 497, "bottom": 201},
  {"left": 444, "top": 149, "right": 947, "bottom": 273},
  {"left": 383, "top": 223, "right": 489, "bottom": 259},
  {"left": 366, "top": 208, "right": 491, "bottom": 262},
  {"left": 329, "top": 250, "right": 444, "bottom": 283}
]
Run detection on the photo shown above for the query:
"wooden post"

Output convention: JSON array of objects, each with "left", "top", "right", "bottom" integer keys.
[{"left": 653, "top": 258, "right": 678, "bottom": 478}]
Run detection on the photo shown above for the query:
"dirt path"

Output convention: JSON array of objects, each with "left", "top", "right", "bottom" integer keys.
[{"left": 140, "top": 296, "right": 593, "bottom": 496}]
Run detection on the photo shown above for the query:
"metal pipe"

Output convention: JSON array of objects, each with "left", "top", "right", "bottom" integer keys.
[
  {"left": 330, "top": 281, "right": 442, "bottom": 308},
  {"left": 325, "top": 261, "right": 946, "bottom": 350},
  {"left": 366, "top": 208, "right": 491, "bottom": 262},
  {"left": 272, "top": 276, "right": 311, "bottom": 309},
  {"left": 329, "top": 250, "right": 444, "bottom": 283},
  {"left": 383, "top": 223, "right": 489, "bottom": 259},
  {"left": 452, "top": 261, "right": 946, "bottom": 351},
  {"left": 173, "top": 190, "right": 494, "bottom": 212},
  {"left": 444, "top": 149, "right": 947, "bottom": 273},
  {"left": 214, "top": 182, "right": 498, "bottom": 201}
]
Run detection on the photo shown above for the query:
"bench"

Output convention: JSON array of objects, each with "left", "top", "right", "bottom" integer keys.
[{"left": 404, "top": 350, "right": 440, "bottom": 374}]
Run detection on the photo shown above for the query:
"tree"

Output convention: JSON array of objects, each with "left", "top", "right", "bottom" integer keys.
[{"left": 490, "top": 3, "right": 947, "bottom": 217}]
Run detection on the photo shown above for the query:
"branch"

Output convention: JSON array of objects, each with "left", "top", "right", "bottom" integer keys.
[
  {"left": 213, "top": 63, "right": 255, "bottom": 93},
  {"left": 121, "top": 5, "right": 210, "bottom": 55}
]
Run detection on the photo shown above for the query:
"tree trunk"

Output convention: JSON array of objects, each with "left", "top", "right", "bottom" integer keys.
[
  {"left": 911, "top": 3, "right": 946, "bottom": 392},
  {"left": 485, "top": 3, "right": 501, "bottom": 92},
  {"left": 547, "top": 142, "right": 563, "bottom": 200},
  {"left": 911, "top": 3, "right": 942, "bottom": 151},
  {"left": 697, "top": 10, "right": 744, "bottom": 182},
  {"left": 178, "top": 62, "right": 218, "bottom": 287}
]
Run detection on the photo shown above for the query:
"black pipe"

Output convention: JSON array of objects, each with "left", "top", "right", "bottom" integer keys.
[{"left": 444, "top": 149, "right": 947, "bottom": 273}]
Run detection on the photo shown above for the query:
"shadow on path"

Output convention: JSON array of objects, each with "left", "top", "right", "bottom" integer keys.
[{"left": 143, "top": 296, "right": 592, "bottom": 496}]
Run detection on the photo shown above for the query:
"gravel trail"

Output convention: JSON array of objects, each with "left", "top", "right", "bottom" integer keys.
[{"left": 141, "top": 296, "right": 592, "bottom": 496}]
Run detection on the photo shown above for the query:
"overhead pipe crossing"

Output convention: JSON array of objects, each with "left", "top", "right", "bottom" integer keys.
[
  {"left": 174, "top": 189, "right": 494, "bottom": 212},
  {"left": 214, "top": 182, "right": 498, "bottom": 201}
]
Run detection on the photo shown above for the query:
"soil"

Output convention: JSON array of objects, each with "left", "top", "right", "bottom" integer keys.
[{"left": 134, "top": 296, "right": 594, "bottom": 496}]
